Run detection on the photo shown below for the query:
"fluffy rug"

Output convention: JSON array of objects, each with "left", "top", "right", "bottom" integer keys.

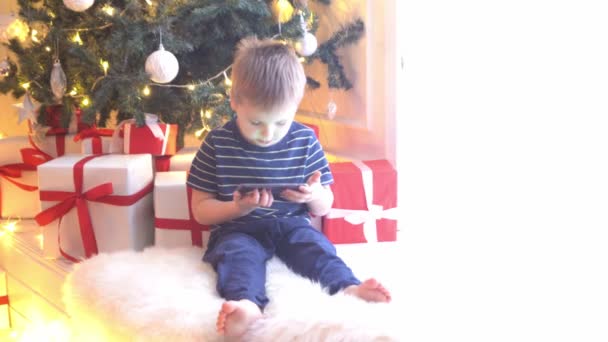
[{"left": 63, "top": 246, "right": 404, "bottom": 341}]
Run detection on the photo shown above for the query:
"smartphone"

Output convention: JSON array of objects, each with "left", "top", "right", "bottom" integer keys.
[{"left": 236, "top": 183, "right": 305, "bottom": 196}]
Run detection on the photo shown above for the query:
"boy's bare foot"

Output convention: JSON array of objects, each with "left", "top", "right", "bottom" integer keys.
[
  {"left": 216, "top": 299, "right": 263, "bottom": 337},
  {"left": 344, "top": 278, "right": 392, "bottom": 303}
]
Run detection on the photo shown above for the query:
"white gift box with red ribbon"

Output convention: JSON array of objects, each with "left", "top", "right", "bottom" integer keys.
[
  {"left": 155, "top": 147, "right": 198, "bottom": 172},
  {"left": 154, "top": 171, "right": 210, "bottom": 248},
  {"left": 36, "top": 154, "right": 155, "bottom": 261},
  {"left": 323, "top": 160, "right": 398, "bottom": 244},
  {"left": 120, "top": 114, "right": 177, "bottom": 156},
  {"left": 0, "top": 269, "right": 9, "bottom": 329}
]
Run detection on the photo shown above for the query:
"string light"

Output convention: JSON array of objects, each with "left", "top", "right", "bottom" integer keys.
[
  {"left": 31, "top": 29, "right": 40, "bottom": 43},
  {"left": 45, "top": 46, "right": 51, "bottom": 52},
  {"left": 69, "top": 87, "right": 78, "bottom": 96},
  {"left": 145, "top": 0, "right": 153, "bottom": 5},
  {"left": 223, "top": 71, "right": 232, "bottom": 87},
  {"left": 142, "top": 86, "right": 151, "bottom": 96},
  {"left": 81, "top": 97, "right": 90, "bottom": 107},
  {"left": 21, "top": 82, "right": 30, "bottom": 90},
  {"left": 187, "top": 84, "right": 195, "bottom": 91},
  {"left": 100, "top": 59, "right": 109, "bottom": 75},
  {"left": 72, "top": 32, "right": 83, "bottom": 45},
  {"left": 102, "top": 4, "right": 115, "bottom": 16}
]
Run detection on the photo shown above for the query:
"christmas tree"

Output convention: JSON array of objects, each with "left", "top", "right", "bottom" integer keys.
[{"left": 0, "top": 0, "right": 364, "bottom": 146}]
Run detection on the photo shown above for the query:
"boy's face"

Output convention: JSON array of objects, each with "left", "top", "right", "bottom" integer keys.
[{"left": 233, "top": 99, "right": 298, "bottom": 147}]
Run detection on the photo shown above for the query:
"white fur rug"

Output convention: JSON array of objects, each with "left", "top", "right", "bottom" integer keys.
[{"left": 63, "top": 246, "right": 404, "bottom": 341}]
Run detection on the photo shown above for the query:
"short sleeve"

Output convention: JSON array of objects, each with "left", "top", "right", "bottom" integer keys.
[{"left": 187, "top": 132, "right": 218, "bottom": 193}]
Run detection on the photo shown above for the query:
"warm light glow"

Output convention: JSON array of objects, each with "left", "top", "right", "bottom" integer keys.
[
  {"left": 81, "top": 97, "right": 90, "bottom": 107},
  {"left": 72, "top": 32, "right": 83, "bottom": 45},
  {"left": 145, "top": 0, "right": 153, "bottom": 5},
  {"left": 69, "top": 88, "right": 78, "bottom": 96},
  {"left": 102, "top": 4, "right": 115, "bottom": 16},
  {"left": 142, "top": 86, "right": 151, "bottom": 96},
  {"left": 3, "top": 220, "right": 18, "bottom": 233},
  {"left": 37, "top": 233, "right": 43, "bottom": 250},
  {"left": 21, "top": 82, "right": 30, "bottom": 90},
  {"left": 205, "top": 110, "right": 212, "bottom": 119},
  {"left": 298, "top": 57, "right": 306, "bottom": 63},
  {"left": 5, "top": 18, "right": 29, "bottom": 42},
  {"left": 16, "top": 320, "right": 72, "bottom": 342},
  {"left": 187, "top": 84, "right": 195, "bottom": 91},
  {"left": 0, "top": 132, "right": 4, "bottom": 139},
  {"left": 274, "top": 0, "right": 295, "bottom": 23},
  {"left": 31, "top": 29, "right": 40, "bottom": 43},
  {"left": 195, "top": 128, "right": 206, "bottom": 138},
  {"left": 45, "top": 46, "right": 51, "bottom": 52},
  {"left": 223, "top": 71, "right": 232, "bottom": 87},
  {"left": 100, "top": 59, "right": 109, "bottom": 75}
]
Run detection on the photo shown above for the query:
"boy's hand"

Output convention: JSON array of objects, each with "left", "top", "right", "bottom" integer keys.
[
  {"left": 233, "top": 188, "right": 274, "bottom": 214},
  {"left": 280, "top": 171, "right": 324, "bottom": 203}
]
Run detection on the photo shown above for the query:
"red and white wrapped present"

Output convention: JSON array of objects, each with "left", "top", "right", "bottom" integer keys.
[
  {"left": 155, "top": 147, "right": 198, "bottom": 172},
  {"left": 0, "top": 269, "right": 8, "bottom": 329},
  {"left": 323, "top": 160, "right": 398, "bottom": 244},
  {"left": 123, "top": 114, "right": 177, "bottom": 156},
  {"left": 74, "top": 127, "right": 114, "bottom": 155},
  {"left": 0, "top": 137, "right": 49, "bottom": 220},
  {"left": 35, "top": 154, "right": 155, "bottom": 261},
  {"left": 154, "top": 171, "right": 210, "bottom": 248}
]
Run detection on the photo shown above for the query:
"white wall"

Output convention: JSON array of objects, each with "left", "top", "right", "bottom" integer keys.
[{"left": 400, "top": 1, "right": 607, "bottom": 341}]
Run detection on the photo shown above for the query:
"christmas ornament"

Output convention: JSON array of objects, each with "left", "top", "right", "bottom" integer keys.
[
  {"left": 271, "top": 0, "right": 295, "bottom": 24},
  {"left": 30, "top": 21, "right": 50, "bottom": 42},
  {"left": 294, "top": 13, "right": 317, "bottom": 56},
  {"left": 13, "top": 91, "right": 38, "bottom": 124},
  {"left": 0, "top": 59, "right": 11, "bottom": 77},
  {"left": 0, "top": 15, "right": 29, "bottom": 43},
  {"left": 50, "top": 59, "right": 67, "bottom": 101},
  {"left": 63, "top": 0, "right": 95, "bottom": 12},
  {"left": 327, "top": 100, "right": 337, "bottom": 119},
  {"left": 145, "top": 43, "right": 179, "bottom": 84}
]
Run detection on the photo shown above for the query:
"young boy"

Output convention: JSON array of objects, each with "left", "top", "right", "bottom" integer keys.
[{"left": 187, "top": 37, "right": 391, "bottom": 337}]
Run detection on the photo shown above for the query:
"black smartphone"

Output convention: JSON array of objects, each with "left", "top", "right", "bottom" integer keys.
[{"left": 236, "top": 183, "right": 305, "bottom": 196}]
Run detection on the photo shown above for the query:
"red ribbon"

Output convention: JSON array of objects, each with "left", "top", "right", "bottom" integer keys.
[
  {"left": 154, "top": 187, "right": 209, "bottom": 247},
  {"left": 0, "top": 295, "right": 8, "bottom": 305},
  {"left": 0, "top": 163, "right": 38, "bottom": 217},
  {"left": 35, "top": 155, "right": 153, "bottom": 262},
  {"left": 154, "top": 155, "right": 172, "bottom": 172},
  {"left": 74, "top": 127, "right": 114, "bottom": 154}
]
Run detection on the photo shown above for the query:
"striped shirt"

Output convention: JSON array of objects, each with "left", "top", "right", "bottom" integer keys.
[{"left": 187, "top": 119, "right": 333, "bottom": 226}]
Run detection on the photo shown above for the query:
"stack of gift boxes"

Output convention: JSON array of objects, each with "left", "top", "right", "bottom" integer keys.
[{"left": 1, "top": 116, "right": 398, "bottom": 264}]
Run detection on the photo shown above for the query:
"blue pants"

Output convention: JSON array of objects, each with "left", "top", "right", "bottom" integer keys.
[{"left": 203, "top": 216, "right": 360, "bottom": 310}]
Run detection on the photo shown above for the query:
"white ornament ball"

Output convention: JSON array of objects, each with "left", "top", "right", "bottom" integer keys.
[
  {"left": 145, "top": 45, "right": 179, "bottom": 84},
  {"left": 63, "top": 0, "right": 95, "bottom": 12},
  {"left": 294, "top": 32, "right": 318, "bottom": 57}
]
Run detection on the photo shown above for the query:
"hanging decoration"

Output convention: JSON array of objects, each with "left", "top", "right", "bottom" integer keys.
[
  {"left": 50, "top": 58, "right": 67, "bottom": 101},
  {"left": 294, "top": 12, "right": 317, "bottom": 56},
  {"left": 63, "top": 0, "right": 95, "bottom": 12},
  {"left": 13, "top": 91, "right": 38, "bottom": 124},
  {"left": 0, "top": 59, "right": 11, "bottom": 77},
  {"left": 145, "top": 29, "right": 179, "bottom": 84}
]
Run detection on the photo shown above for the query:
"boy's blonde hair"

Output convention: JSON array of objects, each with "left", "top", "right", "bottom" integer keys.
[{"left": 230, "top": 37, "right": 306, "bottom": 110}]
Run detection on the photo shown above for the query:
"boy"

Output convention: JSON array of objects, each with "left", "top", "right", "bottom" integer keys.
[{"left": 187, "top": 37, "right": 391, "bottom": 337}]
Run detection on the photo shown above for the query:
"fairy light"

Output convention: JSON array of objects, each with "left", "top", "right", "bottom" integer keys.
[
  {"left": 100, "top": 59, "right": 109, "bottom": 75},
  {"left": 45, "top": 46, "right": 51, "bottom": 52},
  {"left": 102, "top": 4, "right": 115, "bottom": 16},
  {"left": 187, "top": 84, "right": 195, "bottom": 91},
  {"left": 69, "top": 87, "right": 78, "bottom": 96},
  {"left": 142, "top": 86, "right": 151, "bottom": 96},
  {"left": 21, "top": 82, "right": 30, "bottom": 90},
  {"left": 31, "top": 29, "right": 40, "bottom": 43},
  {"left": 145, "top": 0, "right": 153, "bottom": 5},
  {"left": 204, "top": 110, "right": 212, "bottom": 119},
  {"left": 81, "top": 97, "right": 90, "bottom": 107},
  {"left": 223, "top": 71, "right": 232, "bottom": 87},
  {"left": 36, "top": 233, "right": 43, "bottom": 250},
  {"left": 72, "top": 32, "right": 83, "bottom": 45},
  {"left": 298, "top": 57, "right": 306, "bottom": 63}
]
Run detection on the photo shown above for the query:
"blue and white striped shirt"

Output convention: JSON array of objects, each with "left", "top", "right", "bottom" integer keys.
[{"left": 187, "top": 119, "right": 333, "bottom": 226}]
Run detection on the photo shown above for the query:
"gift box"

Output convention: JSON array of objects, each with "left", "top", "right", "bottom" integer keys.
[
  {"left": 323, "top": 160, "right": 398, "bottom": 244},
  {"left": 0, "top": 163, "right": 40, "bottom": 219},
  {"left": 28, "top": 132, "right": 81, "bottom": 158},
  {"left": 74, "top": 127, "right": 114, "bottom": 155},
  {"left": 0, "top": 269, "right": 9, "bottom": 329},
  {"left": 123, "top": 114, "right": 177, "bottom": 156},
  {"left": 36, "top": 154, "right": 155, "bottom": 261},
  {"left": 154, "top": 171, "right": 210, "bottom": 248},
  {"left": 155, "top": 147, "right": 198, "bottom": 172}
]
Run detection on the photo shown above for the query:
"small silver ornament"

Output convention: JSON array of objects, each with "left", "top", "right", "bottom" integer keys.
[
  {"left": 50, "top": 58, "right": 67, "bottom": 101},
  {"left": 294, "top": 13, "right": 317, "bottom": 57},
  {"left": 327, "top": 101, "right": 337, "bottom": 119},
  {"left": 0, "top": 59, "right": 11, "bottom": 77}
]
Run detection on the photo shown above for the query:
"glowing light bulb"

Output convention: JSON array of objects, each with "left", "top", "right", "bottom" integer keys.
[
  {"left": 72, "top": 32, "right": 83, "bottom": 45},
  {"left": 69, "top": 88, "right": 78, "bottom": 96},
  {"left": 205, "top": 110, "right": 212, "bottom": 119},
  {"left": 100, "top": 59, "right": 109, "bottom": 75},
  {"left": 187, "top": 84, "right": 195, "bottom": 91},
  {"left": 145, "top": 0, "right": 153, "bottom": 5},
  {"left": 142, "top": 86, "right": 151, "bottom": 96},
  {"left": 31, "top": 29, "right": 39, "bottom": 43},
  {"left": 223, "top": 71, "right": 232, "bottom": 87},
  {"left": 21, "top": 82, "right": 30, "bottom": 90},
  {"left": 102, "top": 4, "right": 115, "bottom": 16},
  {"left": 45, "top": 46, "right": 51, "bottom": 52},
  {"left": 81, "top": 97, "right": 90, "bottom": 107}
]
